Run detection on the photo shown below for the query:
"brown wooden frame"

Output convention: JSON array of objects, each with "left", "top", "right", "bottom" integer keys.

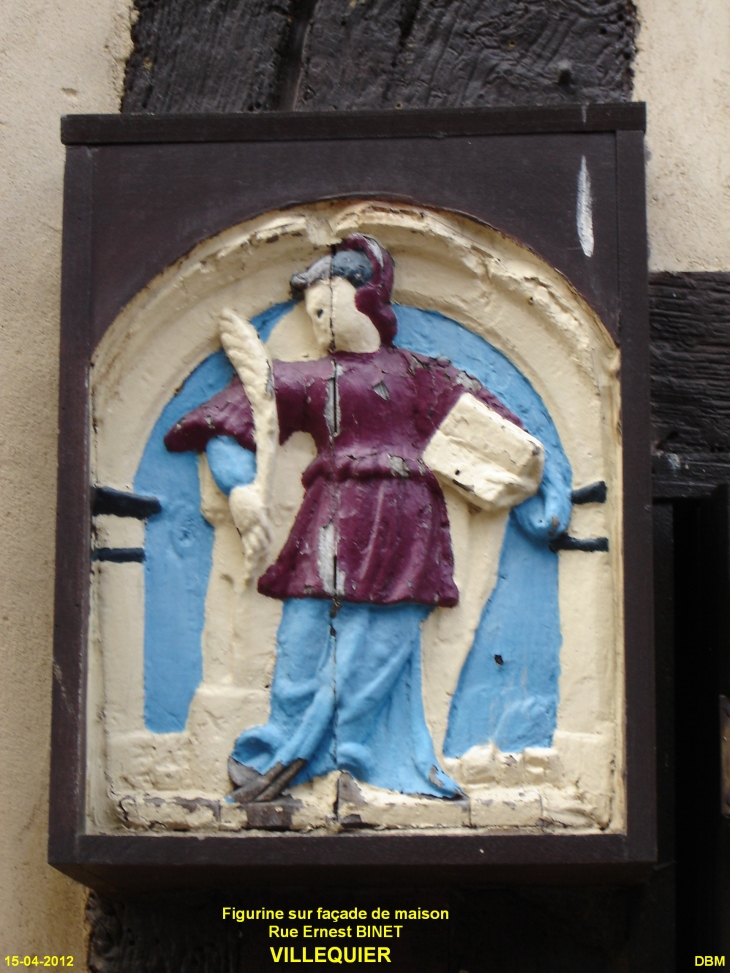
[{"left": 50, "top": 105, "right": 653, "bottom": 892}]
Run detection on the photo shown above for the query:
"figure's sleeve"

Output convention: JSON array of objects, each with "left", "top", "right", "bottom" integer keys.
[
  {"left": 410, "top": 353, "right": 524, "bottom": 437},
  {"left": 442, "top": 361, "right": 524, "bottom": 429},
  {"left": 164, "top": 360, "right": 311, "bottom": 456},
  {"left": 271, "top": 360, "right": 310, "bottom": 445},
  {"left": 164, "top": 376, "right": 256, "bottom": 453},
  {"left": 206, "top": 437, "right": 257, "bottom": 496}
]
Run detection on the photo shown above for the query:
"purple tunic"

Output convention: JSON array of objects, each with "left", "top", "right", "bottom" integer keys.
[{"left": 165, "top": 347, "right": 522, "bottom": 607}]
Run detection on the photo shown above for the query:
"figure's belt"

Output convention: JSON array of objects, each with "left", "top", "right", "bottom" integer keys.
[{"left": 302, "top": 451, "right": 439, "bottom": 489}]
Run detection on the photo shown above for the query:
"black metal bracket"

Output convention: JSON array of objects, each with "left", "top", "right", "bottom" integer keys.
[{"left": 92, "top": 485, "right": 161, "bottom": 519}]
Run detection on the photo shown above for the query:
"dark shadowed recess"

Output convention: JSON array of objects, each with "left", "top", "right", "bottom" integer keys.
[
  {"left": 650, "top": 274, "right": 730, "bottom": 965},
  {"left": 122, "top": 0, "right": 638, "bottom": 114},
  {"left": 85, "top": 3, "right": 703, "bottom": 972}
]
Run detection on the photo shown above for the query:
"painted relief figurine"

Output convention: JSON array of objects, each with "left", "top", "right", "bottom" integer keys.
[{"left": 165, "top": 236, "right": 545, "bottom": 803}]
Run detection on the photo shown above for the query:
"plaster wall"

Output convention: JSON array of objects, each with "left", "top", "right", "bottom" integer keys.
[
  {"left": 634, "top": 0, "right": 730, "bottom": 271},
  {"left": 0, "top": 0, "right": 133, "bottom": 957}
]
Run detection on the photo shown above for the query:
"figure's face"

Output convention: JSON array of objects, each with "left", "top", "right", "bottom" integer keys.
[{"left": 305, "top": 277, "right": 381, "bottom": 354}]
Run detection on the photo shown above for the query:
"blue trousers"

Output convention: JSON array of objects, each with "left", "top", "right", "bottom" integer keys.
[{"left": 231, "top": 599, "right": 459, "bottom": 797}]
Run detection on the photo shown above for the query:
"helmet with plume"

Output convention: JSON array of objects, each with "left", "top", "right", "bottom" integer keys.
[{"left": 290, "top": 234, "right": 397, "bottom": 346}]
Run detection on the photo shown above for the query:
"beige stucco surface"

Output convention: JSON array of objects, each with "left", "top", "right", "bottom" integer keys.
[
  {"left": 0, "top": 0, "right": 133, "bottom": 958},
  {"left": 1, "top": 0, "right": 729, "bottom": 955},
  {"left": 634, "top": 0, "right": 730, "bottom": 271}
]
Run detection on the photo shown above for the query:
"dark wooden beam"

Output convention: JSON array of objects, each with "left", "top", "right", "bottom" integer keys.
[
  {"left": 650, "top": 272, "right": 730, "bottom": 498},
  {"left": 122, "top": 0, "right": 638, "bottom": 114}
]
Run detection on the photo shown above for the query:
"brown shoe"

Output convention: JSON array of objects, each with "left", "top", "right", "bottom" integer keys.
[{"left": 228, "top": 758, "right": 307, "bottom": 804}]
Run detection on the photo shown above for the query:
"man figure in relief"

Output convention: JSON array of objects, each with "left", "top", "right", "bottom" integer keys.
[{"left": 165, "top": 235, "right": 545, "bottom": 803}]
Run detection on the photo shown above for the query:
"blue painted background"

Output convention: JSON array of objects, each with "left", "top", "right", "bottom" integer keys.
[
  {"left": 134, "top": 302, "right": 293, "bottom": 732},
  {"left": 392, "top": 308, "right": 573, "bottom": 755},
  {"left": 137, "top": 303, "right": 572, "bottom": 753}
]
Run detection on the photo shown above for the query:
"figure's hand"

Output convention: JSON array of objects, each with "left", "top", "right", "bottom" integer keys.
[{"left": 228, "top": 484, "right": 272, "bottom": 573}]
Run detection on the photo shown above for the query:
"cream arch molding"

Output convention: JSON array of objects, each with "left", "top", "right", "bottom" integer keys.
[{"left": 88, "top": 200, "right": 623, "bottom": 834}]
